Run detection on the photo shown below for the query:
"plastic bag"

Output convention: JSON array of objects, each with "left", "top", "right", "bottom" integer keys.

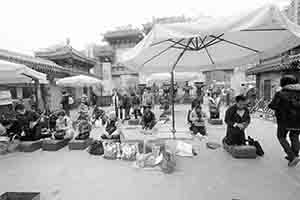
[
  {"left": 121, "top": 143, "right": 138, "bottom": 161},
  {"left": 88, "top": 140, "right": 104, "bottom": 155},
  {"left": 103, "top": 142, "right": 119, "bottom": 159},
  {"left": 175, "top": 141, "right": 194, "bottom": 157},
  {"left": 160, "top": 150, "right": 176, "bottom": 174}
]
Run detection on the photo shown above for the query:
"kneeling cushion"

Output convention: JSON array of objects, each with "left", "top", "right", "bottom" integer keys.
[
  {"left": 208, "top": 119, "right": 223, "bottom": 125},
  {"left": 128, "top": 119, "right": 140, "bottom": 126},
  {"left": 69, "top": 138, "right": 93, "bottom": 150},
  {"left": 19, "top": 140, "right": 43, "bottom": 152},
  {"left": 223, "top": 138, "right": 257, "bottom": 159},
  {"left": 42, "top": 138, "right": 71, "bottom": 151}
]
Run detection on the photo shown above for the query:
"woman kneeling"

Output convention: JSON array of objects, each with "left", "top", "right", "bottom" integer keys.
[
  {"left": 55, "top": 111, "right": 74, "bottom": 140},
  {"left": 101, "top": 112, "right": 121, "bottom": 142},
  {"left": 190, "top": 105, "right": 207, "bottom": 136}
]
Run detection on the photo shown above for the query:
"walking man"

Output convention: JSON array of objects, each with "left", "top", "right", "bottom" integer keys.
[{"left": 269, "top": 75, "right": 300, "bottom": 167}]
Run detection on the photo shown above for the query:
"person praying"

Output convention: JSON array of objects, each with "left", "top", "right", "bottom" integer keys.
[{"left": 224, "top": 95, "right": 250, "bottom": 146}]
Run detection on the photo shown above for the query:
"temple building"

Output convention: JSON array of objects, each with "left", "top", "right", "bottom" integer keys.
[
  {"left": 92, "top": 27, "right": 144, "bottom": 93},
  {"left": 247, "top": 46, "right": 300, "bottom": 101},
  {"left": 35, "top": 41, "right": 98, "bottom": 109}
]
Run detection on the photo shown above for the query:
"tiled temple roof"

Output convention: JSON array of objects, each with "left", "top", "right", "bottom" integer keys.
[
  {"left": 35, "top": 45, "right": 97, "bottom": 67},
  {"left": 0, "top": 48, "right": 69, "bottom": 74},
  {"left": 246, "top": 54, "right": 300, "bottom": 75}
]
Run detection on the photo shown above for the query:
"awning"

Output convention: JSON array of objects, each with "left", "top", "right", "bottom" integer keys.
[
  {"left": 56, "top": 75, "right": 102, "bottom": 87},
  {"left": 0, "top": 60, "right": 48, "bottom": 84}
]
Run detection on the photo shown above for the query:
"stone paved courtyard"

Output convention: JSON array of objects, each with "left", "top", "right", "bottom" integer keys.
[{"left": 0, "top": 104, "right": 300, "bottom": 200}]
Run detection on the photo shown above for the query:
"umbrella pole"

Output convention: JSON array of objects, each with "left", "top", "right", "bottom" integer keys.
[{"left": 170, "top": 71, "right": 176, "bottom": 139}]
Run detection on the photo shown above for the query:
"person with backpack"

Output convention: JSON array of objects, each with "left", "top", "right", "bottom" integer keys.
[{"left": 269, "top": 75, "right": 300, "bottom": 167}]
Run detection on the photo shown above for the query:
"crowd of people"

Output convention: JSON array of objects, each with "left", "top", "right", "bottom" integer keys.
[{"left": 1, "top": 75, "right": 299, "bottom": 168}]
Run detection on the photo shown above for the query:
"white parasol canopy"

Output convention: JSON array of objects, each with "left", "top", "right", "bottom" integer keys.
[
  {"left": 0, "top": 60, "right": 48, "bottom": 84},
  {"left": 146, "top": 72, "right": 202, "bottom": 84},
  {"left": 56, "top": 75, "right": 102, "bottom": 87},
  {"left": 120, "top": 4, "right": 300, "bottom": 73}
]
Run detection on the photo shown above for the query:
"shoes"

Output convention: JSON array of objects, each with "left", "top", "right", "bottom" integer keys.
[{"left": 288, "top": 157, "right": 300, "bottom": 167}]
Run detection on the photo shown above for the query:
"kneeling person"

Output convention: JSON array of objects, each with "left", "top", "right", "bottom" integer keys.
[
  {"left": 55, "top": 111, "right": 74, "bottom": 140},
  {"left": 141, "top": 105, "right": 156, "bottom": 130},
  {"left": 190, "top": 105, "right": 207, "bottom": 136},
  {"left": 76, "top": 119, "right": 92, "bottom": 140},
  {"left": 101, "top": 112, "right": 121, "bottom": 142},
  {"left": 224, "top": 95, "right": 250, "bottom": 145}
]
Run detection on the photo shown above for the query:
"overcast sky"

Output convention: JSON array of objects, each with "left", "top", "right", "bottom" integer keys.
[{"left": 0, "top": 0, "right": 290, "bottom": 55}]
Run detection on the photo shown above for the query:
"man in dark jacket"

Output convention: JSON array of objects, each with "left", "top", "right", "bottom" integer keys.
[
  {"left": 15, "top": 104, "right": 51, "bottom": 141},
  {"left": 122, "top": 94, "right": 131, "bottom": 120},
  {"left": 269, "top": 75, "right": 300, "bottom": 167},
  {"left": 224, "top": 95, "right": 250, "bottom": 146}
]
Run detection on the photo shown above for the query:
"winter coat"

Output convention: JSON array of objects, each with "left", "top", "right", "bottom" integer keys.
[{"left": 269, "top": 83, "right": 300, "bottom": 129}]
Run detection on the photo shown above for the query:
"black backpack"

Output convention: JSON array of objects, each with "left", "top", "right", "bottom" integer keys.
[
  {"left": 88, "top": 140, "right": 104, "bottom": 155},
  {"left": 248, "top": 136, "right": 264, "bottom": 156}
]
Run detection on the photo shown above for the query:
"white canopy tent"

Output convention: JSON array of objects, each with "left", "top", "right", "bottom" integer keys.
[
  {"left": 56, "top": 75, "right": 102, "bottom": 87},
  {"left": 0, "top": 60, "right": 48, "bottom": 84},
  {"left": 146, "top": 72, "right": 202, "bottom": 85},
  {"left": 120, "top": 4, "right": 300, "bottom": 136}
]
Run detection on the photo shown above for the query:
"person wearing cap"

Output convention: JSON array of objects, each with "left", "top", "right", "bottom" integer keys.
[
  {"left": 141, "top": 104, "right": 156, "bottom": 130},
  {"left": 101, "top": 112, "right": 122, "bottom": 141},
  {"left": 189, "top": 105, "right": 207, "bottom": 136}
]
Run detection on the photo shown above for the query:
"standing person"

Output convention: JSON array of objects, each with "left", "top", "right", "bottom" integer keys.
[
  {"left": 142, "top": 88, "right": 154, "bottom": 112},
  {"left": 123, "top": 93, "right": 131, "bottom": 120},
  {"left": 131, "top": 92, "right": 141, "bottom": 119},
  {"left": 60, "top": 91, "right": 71, "bottom": 117},
  {"left": 268, "top": 75, "right": 300, "bottom": 167},
  {"left": 209, "top": 93, "right": 221, "bottom": 119},
  {"left": 224, "top": 95, "right": 250, "bottom": 146},
  {"left": 112, "top": 90, "right": 120, "bottom": 119}
]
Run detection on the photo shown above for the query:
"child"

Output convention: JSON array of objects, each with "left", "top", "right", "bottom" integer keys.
[
  {"left": 101, "top": 112, "right": 121, "bottom": 142},
  {"left": 141, "top": 105, "right": 157, "bottom": 130},
  {"left": 190, "top": 105, "right": 207, "bottom": 136},
  {"left": 55, "top": 111, "right": 74, "bottom": 140}
]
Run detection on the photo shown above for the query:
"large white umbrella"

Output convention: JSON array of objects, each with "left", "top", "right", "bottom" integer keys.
[
  {"left": 120, "top": 4, "right": 300, "bottom": 73},
  {"left": 0, "top": 60, "right": 48, "bottom": 84},
  {"left": 120, "top": 4, "right": 300, "bottom": 136},
  {"left": 56, "top": 75, "right": 102, "bottom": 87}
]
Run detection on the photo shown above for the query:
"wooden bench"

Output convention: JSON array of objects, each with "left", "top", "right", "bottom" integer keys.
[
  {"left": 68, "top": 138, "right": 93, "bottom": 150},
  {"left": 42, "top": 138, "right": 71, "bottom": 151},
  {"left": 19, "top": 140, "right": 43, "bottom": 152}
]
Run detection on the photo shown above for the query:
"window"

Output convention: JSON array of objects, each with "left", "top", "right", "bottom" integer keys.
[
  {"left": 263, "top": 80, "right": 271, "bottom": 101},
  {"left": 7, "top": 87, "right": 17, "bottom": 99},
  {"left": 23, "top": 86, "right": 34, "bottom": 99}
]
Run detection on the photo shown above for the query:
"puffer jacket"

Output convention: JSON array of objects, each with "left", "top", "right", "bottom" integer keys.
[{"left": 269, "top": 83, "right": 300, "bottom": 129}]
